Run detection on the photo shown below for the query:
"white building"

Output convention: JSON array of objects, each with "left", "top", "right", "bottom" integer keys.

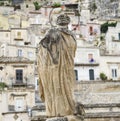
[
  {"left": 74, "top": 39, "right": 100, "bottom": 81},
  {"left": 80, "top": 21, "right": 101, "bottom": 42},
  {"left": 105, "top": 22, "right": 120, "bottom": 55},
  {"left": 99, "top": 21, "right": 120, "bottom": 80}
]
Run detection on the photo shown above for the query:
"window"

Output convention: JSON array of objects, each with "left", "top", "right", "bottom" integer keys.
[
  {"left": 118, "top": 33, "right": 120, "bottom": 40},
  {"left": 88, "top": 53, "right": 94, "bottom": 62},
  {"left": 18, "top": 49, "right": 22, "bottom": 57},
  {"left": 28, "top": 52, "right": 33, "bottom": 58},
  {"left": 89, "top": 69, "right": 94, "bottom": 80},
  {"left": 45, "top": 7, "right": 48, "bottom": 16},
  {"left": 15, "top": 98, "right": 24, "bottom": 111},
  {"left": 6, "top": 33, "right": 8, "bottom": 37},
  {"left": 17, "top": 32, "right": 21, "bottom": 38},
  {"left": 35, "top": 79, "right": 39, "bottom": 90},
  {"left": 1, "top": 48, "right": 5, "bottom": 56},
  {"left": 89, "top": 26, "right": 93, "bottom": 35},
  {"left": 112, "top": 69, "right": 117, "bottom": 78},
  {"left": 74, "top": 70, "right": 78, "bottom": 80},
  {"left": 94, "top": 28, "right": 97, "bottom": 35},
  {"left": 1, "top": 45, "right": 5, "bottom": 56},
  {"left": 16, "top": 69, "right": 23, "bottom": 83}
]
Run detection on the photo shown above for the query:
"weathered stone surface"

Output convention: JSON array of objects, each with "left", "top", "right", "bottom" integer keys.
[
  {"left": 84, "top": 118, "right": 120, "bottom": 121},
  {"left": 66, "top": 115, "right": 83, "bottom": 121},
  {"left": 46, "top": 116, "right": 83, "bottom": 121},
  {"left": 46, "top": 117, "right": 68, "bottom": 121},
  {"left": 31, "top": 112, "right": 120, "bottom": 121},
  {"left": 84, "top": 112, "right": 120, "bottom": 121},
  {"left": 37, "top": 14, "right": 77, "bottom": 116},
  {"left": 75, "top": 81, "right": 120, "bottom": 105}
]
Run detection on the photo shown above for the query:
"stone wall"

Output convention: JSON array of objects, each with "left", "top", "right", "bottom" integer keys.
[
  {"left": 2, "top": 112, "right": 30, "bottom": 121},
  {"left": 75, "top": 81, "right": 120, "bottom": 105}
]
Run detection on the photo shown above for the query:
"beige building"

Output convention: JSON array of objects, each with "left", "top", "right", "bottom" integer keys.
[
  {"left": 0, "top": 26, "right": 37, "bottom": 121},
  {"left": 0, "top": 57, "right": 35, "bottom": 121}
]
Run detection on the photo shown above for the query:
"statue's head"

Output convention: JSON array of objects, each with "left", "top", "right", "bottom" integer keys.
[{"left": 56, "top": 14, "right": 70, "bottom": 26}]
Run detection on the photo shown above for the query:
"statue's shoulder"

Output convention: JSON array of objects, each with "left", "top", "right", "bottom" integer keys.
[
  {"left": 57, "top": 28, "right": 76, "bottom": 41},
  {"left": 47, "top": 28, "right": 60, "bottom": 33}
]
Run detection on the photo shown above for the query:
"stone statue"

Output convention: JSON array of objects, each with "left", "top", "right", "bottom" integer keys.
[{"left": 37, "top": 14, "right": 77, "bottom": 117}]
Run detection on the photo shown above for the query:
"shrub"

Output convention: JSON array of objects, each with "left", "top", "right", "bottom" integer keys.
[
  {"left": 100, "top": 73, "right": 107, "bottom": 81},
  {"left": 0, "top": 2, "right": 4, "bottom": 6},
  {"left": 0, "top": 82, "right": 7, "bottom": 90},
  {"left": 33, "top": 1, "right": 41, "bottom": 10},
  {"left": 52, "top": 2, "right": 61, "bottom": 8},
  {"left": 26, "top": 4, "right": 28, "bottom": 8}
]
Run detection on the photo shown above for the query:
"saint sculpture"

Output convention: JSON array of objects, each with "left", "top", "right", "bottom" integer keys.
[{"left": 37, "top": 14, "right": 77, "bottom": 117}]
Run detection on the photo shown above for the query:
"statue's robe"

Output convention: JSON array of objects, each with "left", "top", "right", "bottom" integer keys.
[{"left": 37, "top": 28, "right": 77, "bottom": 116}]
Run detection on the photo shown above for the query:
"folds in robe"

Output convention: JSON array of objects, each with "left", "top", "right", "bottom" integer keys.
[{"left": 37, "top": 28, "right": 77, "bottom": 116}]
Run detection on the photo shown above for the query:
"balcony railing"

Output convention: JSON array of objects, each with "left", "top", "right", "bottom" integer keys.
[
  {"left": 14, "top": 38, "right": 23, "bottom": 41},
  {"left": 75, "top": 59, "right": 99, "bottom": 66},
  {"left": 10, "top": 81, "right": 35, "bottom": 89},
  {"left": 12, "top": 82, "right": 27, "bottom": 87}
]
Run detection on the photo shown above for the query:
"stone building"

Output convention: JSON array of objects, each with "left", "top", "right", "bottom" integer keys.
[
  {"left": 105, "top": 22, "right": 120, "bottom": 55},
  {"left": 0, "top": 2, "right": 120, "bottom": 121},
  {"left": 99, "top": 22, "right": 120, "bottom": 80},
  {"left": 79, "top": 21, "right": 100, "bottom": 42},
  {"left": 0, "top": 26, "right": 36, "bottom": 121}
]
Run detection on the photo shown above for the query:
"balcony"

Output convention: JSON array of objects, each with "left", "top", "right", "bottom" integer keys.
[
  {"left": 75, "top": 63, "right": 99, "bottom": 67},
  {"left": 75, "top": 59, "right": 99, "bottom": 67},
  {"left": 112, "top": 39, "right": 120, "bottom": 42},
  {"left": 12, "top": 82, "right": 27, "bottom": 87},
  {"left": 14, "top": 38, "right": 23, "bottom": 41},
  {"left": 8, "top": 105, "right": 28, "bottom": 112},
  {"left": 10, "top": 83, "right": 35, "bottom": 89}
]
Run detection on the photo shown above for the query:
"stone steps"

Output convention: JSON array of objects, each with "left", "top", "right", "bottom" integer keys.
[
  {"left": 84, "top": 103, "right": 120, "bottom": 113},
  {"left": 31, "top": 112, "right": 120, "bottom": 121},
  {"left": 84, "top": 112, "right": 120, "bottom": 121}
]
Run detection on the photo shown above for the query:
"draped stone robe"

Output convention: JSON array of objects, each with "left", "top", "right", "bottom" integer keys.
[{"left": 37, "top": 28, "right": 77, "bottom": 117}]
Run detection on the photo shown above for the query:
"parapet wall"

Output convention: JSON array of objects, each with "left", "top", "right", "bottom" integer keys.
[{"left": 75, "top": 81, "right": 120, "bottom": 105}]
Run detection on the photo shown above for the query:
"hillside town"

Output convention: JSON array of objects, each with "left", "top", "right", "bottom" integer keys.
[{"left": 0, "top": 0, "right": 120, "bottom": 121}]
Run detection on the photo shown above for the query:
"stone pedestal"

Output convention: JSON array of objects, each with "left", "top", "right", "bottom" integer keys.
[
  {"left": 46, "top": 115, "right": 83, "bottom": 121},
  {"left": 46, "top": 117, "right": 68, "bottom": 121}
]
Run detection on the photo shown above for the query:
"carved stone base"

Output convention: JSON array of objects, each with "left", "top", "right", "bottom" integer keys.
[
  {"left": 66, "top": 115, "right": 83, "bottom": 121},
  {"left": 46, "top": 115, "right": 83, "bottom": 121},
  {"left": 46, "top": 117, "right": 68, "bottom": 121}
]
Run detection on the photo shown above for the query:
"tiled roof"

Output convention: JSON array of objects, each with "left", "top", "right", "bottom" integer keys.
[{"left": 0, "top": 57, "right": 33, "bottom": 63}]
